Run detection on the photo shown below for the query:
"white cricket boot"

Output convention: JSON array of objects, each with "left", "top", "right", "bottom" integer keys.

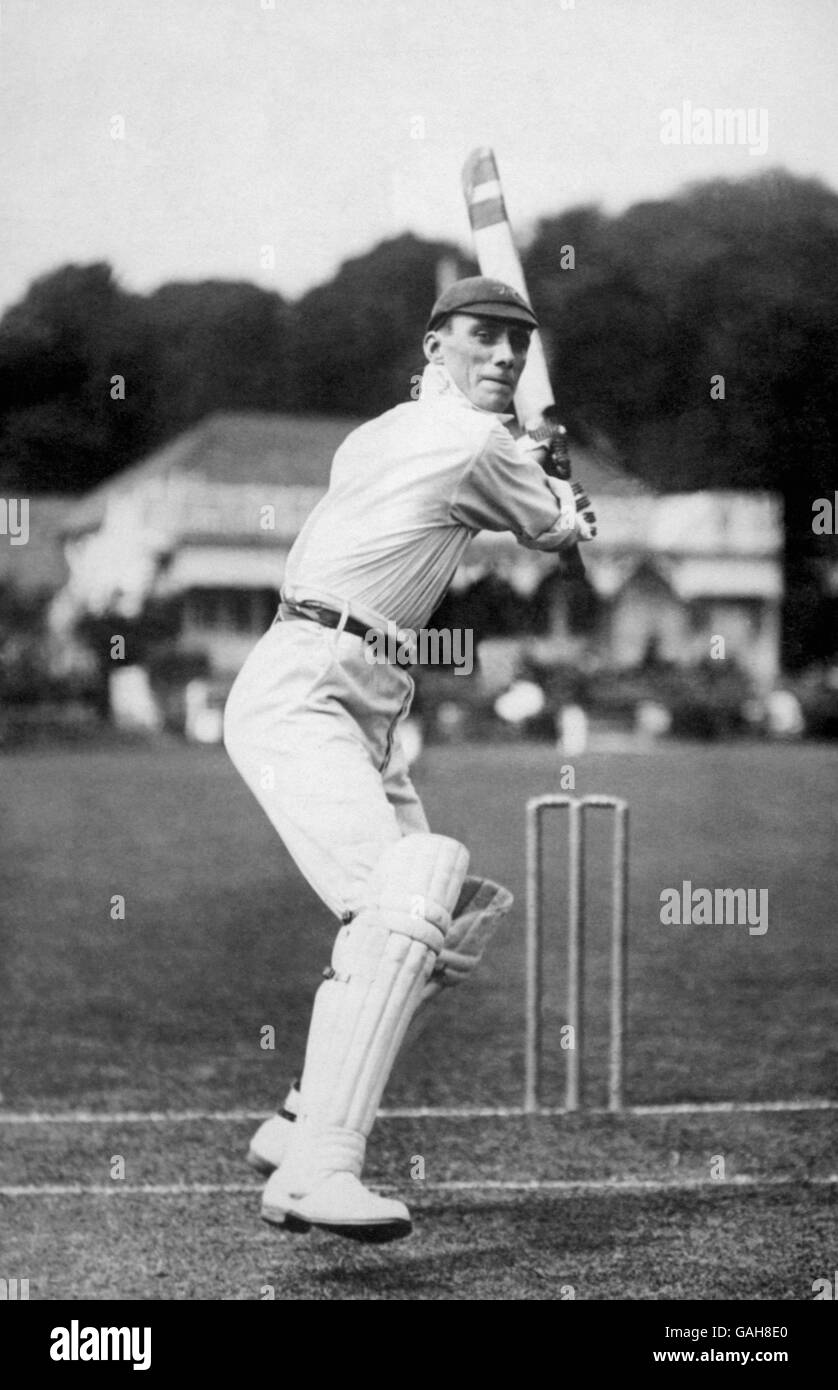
[
  {"left": 263, "top": 1165, "right": 411, "bottom": 1242},
  {"left": 260, "top": 833, "right": 468, "bottom": 1242}
]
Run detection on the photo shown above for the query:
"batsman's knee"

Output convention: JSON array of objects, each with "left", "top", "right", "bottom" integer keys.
[
  {"left": 327, "top": 833, "right": 469, "bottom": 983},
  {"left": 363, "top": 833, "right": 470, "bottom": 947}
]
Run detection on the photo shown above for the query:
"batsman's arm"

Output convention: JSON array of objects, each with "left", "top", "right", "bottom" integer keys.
[
  {"left": 450, "top": 426, "right": 596, "bottom": 557},
  {"left": 515, "top": 427, "right": 596, "bottom": 576}
]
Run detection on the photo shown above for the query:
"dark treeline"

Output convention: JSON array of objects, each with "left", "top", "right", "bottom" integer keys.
[
  {"left": 1, "top": 169, "right": 836, "bottom": 663},
  {"left": 0, "top": 234, "right": 465, "bottom": 495},
  {"left": 526, "top": 169, "right": 838, "bottom": 667}
]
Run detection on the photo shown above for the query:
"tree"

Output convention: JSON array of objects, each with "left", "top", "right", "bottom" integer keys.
[
  {"left": 0, "top": 263, "right": 157, "bottom": 492},
  {"left": 525, "top": 170, "right": 838, "bottom": 667},
  {"left": 0, "top": 267, "right": 294, "bottom": 494},
  {"left": 144, "top": 280, "right": 292, "bottom": 433},
  {"left": 292, "top": 233, "right": 472, "bottom": 415}
]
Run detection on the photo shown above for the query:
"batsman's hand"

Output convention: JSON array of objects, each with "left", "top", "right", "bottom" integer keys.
[
  {"left": 545, "top": 476, "right": 598, "bottom": 544},
  {"left": 517, "top": 424, "right": 574, "bottom": 479}
]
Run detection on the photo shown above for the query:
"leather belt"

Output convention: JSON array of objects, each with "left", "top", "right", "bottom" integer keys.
[{"left": 278, "top": 601, "right": 372, "bottom": 642}]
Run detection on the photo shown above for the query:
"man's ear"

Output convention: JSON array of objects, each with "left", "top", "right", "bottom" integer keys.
[{"left": 423, "top": 329, "right": 444, "bottom": 363}]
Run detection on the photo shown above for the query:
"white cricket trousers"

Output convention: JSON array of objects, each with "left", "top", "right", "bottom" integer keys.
[{"left": 223, "top": 617, "right": 429, "bottom": 920}]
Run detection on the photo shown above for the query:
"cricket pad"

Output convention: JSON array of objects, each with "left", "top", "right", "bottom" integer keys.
[{"left": 278, "top": 833, "right": 469, "bottom": 1188}]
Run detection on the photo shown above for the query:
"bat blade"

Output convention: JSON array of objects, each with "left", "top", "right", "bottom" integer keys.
[{"left": 462, "top": 147, "right": 555, "bottom": 432}]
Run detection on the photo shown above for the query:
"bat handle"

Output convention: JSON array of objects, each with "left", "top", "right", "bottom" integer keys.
[
  {"left": 539, "top": 438, "right": 587, "bottom": 579},
  {"left": 557, "top": 541, "right": 587, "bottom": 579},
  {"left": 524, "top": 415, "right": 587, "bottom": 577}
]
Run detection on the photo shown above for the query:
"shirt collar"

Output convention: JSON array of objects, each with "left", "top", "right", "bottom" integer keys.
[{"left": 419, "top": 362, "right": 515, "bottom": 423}]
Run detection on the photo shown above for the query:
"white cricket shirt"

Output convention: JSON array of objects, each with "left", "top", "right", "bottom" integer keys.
[{"left": 282, "top": 362, "right": 571, "bottom": 632}]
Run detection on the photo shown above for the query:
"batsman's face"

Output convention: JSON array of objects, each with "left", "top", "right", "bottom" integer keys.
[{"left": 424, "top": 314, "right": 530, "bottom": 412}]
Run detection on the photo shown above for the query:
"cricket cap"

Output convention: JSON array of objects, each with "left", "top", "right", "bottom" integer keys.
[{"left": 426, "top": 276, "right": 539, "bottom": 332}]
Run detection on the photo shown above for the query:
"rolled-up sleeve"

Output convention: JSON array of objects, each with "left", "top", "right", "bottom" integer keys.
[{"left": 449, "top": 425, "right": 571, "bottom": 552}]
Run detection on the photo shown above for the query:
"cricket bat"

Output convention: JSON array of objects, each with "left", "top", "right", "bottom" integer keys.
[{"left": 462, "top": 146, "right": 586, "bottom": 577}]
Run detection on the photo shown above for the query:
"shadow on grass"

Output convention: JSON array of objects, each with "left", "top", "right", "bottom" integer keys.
[{"left": 258, "top": 1186, "right": 835, "bottom": 1300}]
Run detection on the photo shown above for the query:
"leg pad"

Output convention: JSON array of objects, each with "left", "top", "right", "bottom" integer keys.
[{"left": 281, "top": 833, "right": 469, "bottom": 1185}]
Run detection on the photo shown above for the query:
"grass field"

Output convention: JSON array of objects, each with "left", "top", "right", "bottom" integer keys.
[{"left": 1, "top": 739, "right": 836, "bottom": 1299}]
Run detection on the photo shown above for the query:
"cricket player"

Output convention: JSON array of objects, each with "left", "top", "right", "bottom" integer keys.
[{"left": 223, "top": 276, "right": 595, "bottom": 1241}]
